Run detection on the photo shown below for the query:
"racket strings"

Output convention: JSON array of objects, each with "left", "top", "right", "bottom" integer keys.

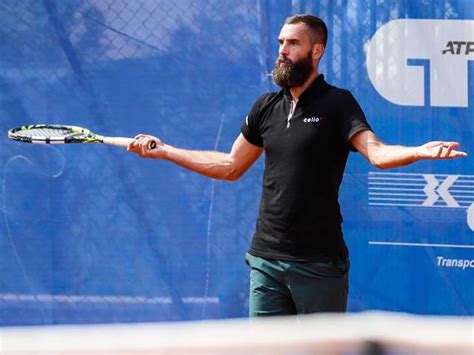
[
  {"left": 16, "top": 127, "right": 79, "bottom": 138},
  {"left": 9, "top": 125, "right": 103, "bottom": 144},
  {"left": 34, "top": 128, "right": 71, "bottom": 138}
]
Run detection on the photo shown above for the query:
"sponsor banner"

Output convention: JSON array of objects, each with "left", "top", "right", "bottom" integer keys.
[{"left": 368, "top": 172, "right": 474, "bottom": 230}]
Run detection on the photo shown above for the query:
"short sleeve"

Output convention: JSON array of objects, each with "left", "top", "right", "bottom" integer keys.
[
  {"left": 338, "top": 91, "right": 372, "bottom": 151},
  {"left": 240, "top": 94, "right": 269, "bottom": 148}
]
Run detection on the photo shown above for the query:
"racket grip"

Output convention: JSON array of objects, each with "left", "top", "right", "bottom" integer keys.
[
  {"left": 149, "top": 141, "right": 157, "bottom": 149},
  {"left": 102, "top": 137, "right": 134, "bottom": 147}
]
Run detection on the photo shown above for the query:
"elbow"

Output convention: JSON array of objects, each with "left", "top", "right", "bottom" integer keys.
[
  {"left": 364, "top": 142, "right": 391, "bottom": 169},
  {"left": 222, "top": 163, "right": 246, "bottom": 181},
  {"left": 371, "top": 160, "right": 388, "bottom": 170},
  {"left": 220, "top": 157, "right": 247, "bottom": 181},
  {"left": 217, "top": 156, "right": 252, "bottom": 181},
  {"left": 223, "top": 169, "right": 243, "bottom": 181},
  {"left": 203, "top": 165, "right": 240, "bottom": 181},
  {"left": 369, "top": 156, "right": 390, "bottom": 170}
]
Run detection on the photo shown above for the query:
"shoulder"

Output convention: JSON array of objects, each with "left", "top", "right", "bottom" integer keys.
[
  {"left": 254, "top": 91, "right": 283, "bottom": 107},
  {"left": 324, "top": 84, "right": 354, "bottom": 101},
  {"left": 322, "top": 85, "right": 363, "bottom": 114},
  {"left": 249, "top": 91, "right": 284, "bottom": 117}
]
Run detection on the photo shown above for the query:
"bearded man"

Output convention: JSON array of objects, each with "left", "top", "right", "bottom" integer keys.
[{"left": 128, "top": 14, "right": 467, "bottom": 316}]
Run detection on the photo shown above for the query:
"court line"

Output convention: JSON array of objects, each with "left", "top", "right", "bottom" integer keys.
[
  {"left": 0, "top": 293, "right": 220, "bottom": 305},
  {"left": 369, "top": 241, "right": 474, "bottom": 249}
]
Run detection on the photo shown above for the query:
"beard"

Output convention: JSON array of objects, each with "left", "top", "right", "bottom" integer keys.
[{"left": 272, "top": 51, "right": 314, "bottom": 89}]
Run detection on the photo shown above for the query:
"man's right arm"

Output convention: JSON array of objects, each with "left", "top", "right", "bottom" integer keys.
[{"left": 128, "top": 133, "right": 264, "bottom": 181}]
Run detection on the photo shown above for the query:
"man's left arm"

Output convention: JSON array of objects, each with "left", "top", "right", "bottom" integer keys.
[{"left": 351, "top": 130, "right": 468, "bottom": 169}]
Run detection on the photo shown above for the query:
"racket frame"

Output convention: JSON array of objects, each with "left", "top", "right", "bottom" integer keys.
[{"left": 8, "top": 124, "right": 140, "bottom": 148}]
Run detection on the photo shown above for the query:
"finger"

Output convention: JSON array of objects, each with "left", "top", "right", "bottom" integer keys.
[
  {"left": 127, "top": 142, "right": 135, "bottom": 151},
  {"left": 134, "top": 134, "right": 148, "bottom": 140},
  {"left": 134, "top": 138, "right": 147, "bottom": 151},
  {"left": 451, "top": 150, "right": 468, "bottom": 158},
  {"left": 128, "top": 138, "right": 141, "bottom": 151},
  {"left": 443, "top": 144, "right": 454, "bottom": 158},
  {"left": 439, "top": 141, "right": 459, "bottom": 150},
  {"left": 139, "top": 138, "right": 155, "bottom": 152},
  {"left": 136, "top": 136, "right": 149, "bottom": 144},
  {"left": 129, "top": 135, "right": 147, "bottom": 149}
]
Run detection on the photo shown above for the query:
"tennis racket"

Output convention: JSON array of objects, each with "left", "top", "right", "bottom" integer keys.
[{"left": 8, "top": 124, "right": 156, "bottom": 148}]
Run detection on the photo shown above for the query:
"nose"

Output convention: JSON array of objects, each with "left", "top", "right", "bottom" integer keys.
[{"left": 279, "top": 41, "right": 289, "bottom": 56}]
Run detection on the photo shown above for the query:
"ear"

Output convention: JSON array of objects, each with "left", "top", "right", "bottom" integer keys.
[{"left": 312, "top": 44, "right": 324, "bottom": 60}]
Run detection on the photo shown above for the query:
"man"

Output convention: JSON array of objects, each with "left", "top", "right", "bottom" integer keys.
[{"left": 128, "top": 15, "right": 467, "bottom": 316}]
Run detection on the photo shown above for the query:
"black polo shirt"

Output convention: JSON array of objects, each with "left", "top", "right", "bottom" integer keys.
[{"left": 241, "top": 75, "right": 371, "bottom": 261}]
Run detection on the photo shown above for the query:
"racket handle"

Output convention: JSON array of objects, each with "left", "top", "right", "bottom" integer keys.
[
  {"left": 102, "top": 137, "right": 134, "bottom": 147},
  {"left": 103, "top": 137, "right": 157, "bottom": 150}
]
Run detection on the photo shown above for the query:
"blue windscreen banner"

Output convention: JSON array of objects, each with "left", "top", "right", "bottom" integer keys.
[{"left": 0, "top": 0, "right": 472, "bottom": 325}]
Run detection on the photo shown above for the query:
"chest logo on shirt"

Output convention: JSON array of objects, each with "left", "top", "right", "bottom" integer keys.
[{"left": 303, "top": 116, "right": 322, "bottom": 123}]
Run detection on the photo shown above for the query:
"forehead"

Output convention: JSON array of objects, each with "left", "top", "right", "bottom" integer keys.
[{"left": 278, "top": 23, "right": 311, "bottom": 41}]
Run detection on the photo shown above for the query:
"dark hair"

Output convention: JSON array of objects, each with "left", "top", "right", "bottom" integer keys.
[{"left": 285, "top": 14, "right": 328, "bottom": 47}]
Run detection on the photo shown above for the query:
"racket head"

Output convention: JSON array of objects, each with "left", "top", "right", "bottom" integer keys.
[{"left": 8, "top": 124, "right": 104, "bottom": 144}]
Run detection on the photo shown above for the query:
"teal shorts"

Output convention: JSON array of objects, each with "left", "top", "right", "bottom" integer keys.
[{"left": 245, "top": 253, "right": 349, "bottom": 317}]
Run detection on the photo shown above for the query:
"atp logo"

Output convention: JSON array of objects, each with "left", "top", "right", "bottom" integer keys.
[
  {"left": 368, "top": 172, "right": 474, "bottom": 231},
  {"left": 442, "top": 41, "right": 474, "bottom": 55},
  {"left": 366, "top": 19, "right": 474, "bottom": 107}
]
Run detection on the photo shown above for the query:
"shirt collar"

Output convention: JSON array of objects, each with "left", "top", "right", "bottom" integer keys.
[{"left": 283, "top": 74, "right": 327, "bottom": 104}]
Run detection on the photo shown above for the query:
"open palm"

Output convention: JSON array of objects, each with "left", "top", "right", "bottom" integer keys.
[{"left": 419, "top": 141, "right": 467, "bottom": 159}]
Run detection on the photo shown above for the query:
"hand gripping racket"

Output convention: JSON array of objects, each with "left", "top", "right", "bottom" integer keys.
[{"left": 8, "top": 124, "right": 156, "bottom": 149}]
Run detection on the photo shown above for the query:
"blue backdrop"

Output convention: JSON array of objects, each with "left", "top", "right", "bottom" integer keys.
[{"left": 0, "top": 0, "right": 472, "bottom": 325}]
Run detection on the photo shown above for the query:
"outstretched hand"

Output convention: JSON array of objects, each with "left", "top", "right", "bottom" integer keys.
[{"left": 418, "top": 141, "right": 467, "bottom": 160}]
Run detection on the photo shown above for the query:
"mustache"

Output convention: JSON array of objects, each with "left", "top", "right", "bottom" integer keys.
[{"left": 276, "top": 56, "right": 293, "bottom": 66}]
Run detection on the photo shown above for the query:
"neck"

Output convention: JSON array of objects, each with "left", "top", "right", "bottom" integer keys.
[{"left": 289, "top": 70, "right": 319, "bottom": 102}]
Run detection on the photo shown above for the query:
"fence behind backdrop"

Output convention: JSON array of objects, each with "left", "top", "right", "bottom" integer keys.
[{"left": 0, "top": 0, "right": 472, "bottom": 325}]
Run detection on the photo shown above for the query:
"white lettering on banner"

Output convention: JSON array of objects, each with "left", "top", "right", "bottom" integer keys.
[
  {"left": 368, "top": 172, "right": 474, "bottom": 230},
  {"left": 366, "top": 19, "right": 474, "bottom": 107},
  {"left": 436, "top": 256, "right": 474, "bottom": 269}
]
